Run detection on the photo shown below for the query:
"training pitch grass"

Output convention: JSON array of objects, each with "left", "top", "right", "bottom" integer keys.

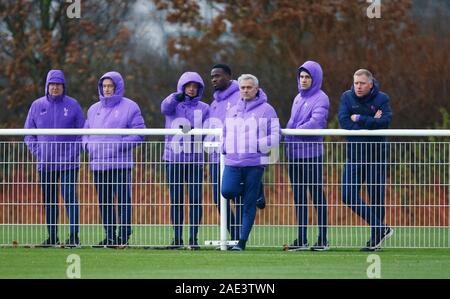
[{"left": 0, "top": 247, "right": 449, "bottom": 279}]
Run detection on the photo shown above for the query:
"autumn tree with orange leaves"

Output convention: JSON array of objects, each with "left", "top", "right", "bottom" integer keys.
[
  {"left": 152, "top": 0, "right": 449, "bottom": 128},
  {"left": 0, "top": 0, "right": 136, "bottom": 127}
]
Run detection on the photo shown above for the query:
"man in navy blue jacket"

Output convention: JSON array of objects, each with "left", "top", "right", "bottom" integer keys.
[{"left": 338, "top": 69, "right": 393, "bottom": 251}]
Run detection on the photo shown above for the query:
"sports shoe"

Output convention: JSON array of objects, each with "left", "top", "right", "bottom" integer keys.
[
  {"left": 310, "top": 241, "right": 330, "bottom": 251},
  {"left": 92, "top": 238, "right": 117, "bottom": 248},
  {"left": 37, "top": 237, "right": 59, "bottom": 248},
  {"left": 231, "top": 239, "right": 246, "bottom": 251},
  {"left": 288, "top": 244, "right": 310, "bottom": 252},
  {"left": 376, "top": 227, "right": 394, "bottom": 247},
  {"left": 361, "top": 227, "right": 394, "bottom": 251},
  {"left": 167, "top": 239, "right": 184, "bottom": 250},
  {"left": 284, "top": 239, "right": 309, "bottom": 251},
  {"left": 188, "top": 239, "right": 200, "bottom": 251},
  {"left": 360, "top": 245, "right": 382, "bottom": 252},
  {"left": 117, "top": 237, "right": 129, "bottom": 249},
  {"left": 256, "top": 185, "right": 266, "bottom": 209},
  {"left": 64, "top": 234, "right": 80, "bottom": 248}
]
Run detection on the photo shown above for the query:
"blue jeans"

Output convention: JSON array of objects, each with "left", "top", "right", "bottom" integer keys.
[
  {"left": 166, "top": 163, "right": 203, "bottom": 243},
  {"left": 210, "top": 163, "right": 241, "bottom": 241},
  {"left": 39, "top": 169, "right": 79, "bottom": 239},
  {"left": 221, "top": 166, "right": 264, "bottom": 242},
  {"left": 342, "top": 147, "right": 387, "bottom": 235},
  {"left": 93, "top": 169, "right": 132, "bottom": 241},
  {"left": 288, "top": 156, "right": 328, "bottom": 244}
]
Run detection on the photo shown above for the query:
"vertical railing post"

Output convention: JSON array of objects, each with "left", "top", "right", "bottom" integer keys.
[{"left": 219, "top": 133, "right": 228, "bottom": 251}]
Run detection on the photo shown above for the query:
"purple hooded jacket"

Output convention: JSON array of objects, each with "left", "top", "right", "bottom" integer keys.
[
  {"left": 285, "top": 61, "right": 330, "bottom": 159},
  {"left": 161, "top": 72, "right": 209, "bottom": 162},
  {"left": 83, "top": 71, "right": 145, "bottom": 171},
  {"left": 24, "top": 70, "right": 85, "bottom": 171},
  {"left": 223, "top": 89, "right": 280, "bottom": 167},
  {"left": 207, "top": 80, "right": 240, "bottom": 162}
]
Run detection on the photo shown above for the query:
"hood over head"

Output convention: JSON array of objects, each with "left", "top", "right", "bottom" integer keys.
[
  {"left": 297, "top": 60, "right": 323, "bottom": 97},
  {"left": 45, "top": 69, "right": 66, "bottom": 102},
  {"left": 176, "top": 71, "right": 205, "bottom": 104},
  {"left": 98, "top": 71, "right": 124, "bottom": 107}
]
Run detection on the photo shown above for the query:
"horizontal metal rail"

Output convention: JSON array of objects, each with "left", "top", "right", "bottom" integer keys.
[{"left": 1, "top": 128, "right": 450, "bottom": 137}]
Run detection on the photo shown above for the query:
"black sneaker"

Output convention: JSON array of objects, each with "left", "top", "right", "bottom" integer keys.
[
  {"left": 93, "top": 238, "right": 117, "bottom": 248},
  {"left": 231, "top": 239, "right": 246, "bottom": 251},
  {"left": 284, "top": 239, "right": 309, "bottom": 251},
  {"left": 376, "top": 227, "right": 394, "bottom": 247},
  {"left": 256, "top": 185, "right": 266, "bottom": 209},
  {"left": 188, "top": 239, "right": 200, "bottom": 251},
  {"left": 288, "top": 244, "right": 309, "bottom": 252},
  {"left": 117, "top": 237, "right": 129, "bottom": 249},
  {"left": 310, "top": 241, "right": 330, "bottom": 251},
  {"left": 64, "top": 234, "right": 80, "bottom": 248},
  {"left": 167, "top": 239, "right": 184, "bottom": 250},
  {"left": 361, "top": 227, "right": 394, "bottom": 251},
  {"left": 360, "top": 240, "right": 383, "bottom": 252},
  {"left": 360, "top": 245, "right": 382, "bottom": 252},
  {"left": 37, "top": 237, "right": 59, "bottom": 248}
]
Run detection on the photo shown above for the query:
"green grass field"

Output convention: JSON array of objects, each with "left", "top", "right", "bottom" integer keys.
[
  {"left": 2, "top": 225, "right": 449, "bottom": 279},
  {"left": 1, "top": 247, "right": 449, "bottom": 279},
  {"left": 2, "top": 225, "right": 449, "bottom": 248}
]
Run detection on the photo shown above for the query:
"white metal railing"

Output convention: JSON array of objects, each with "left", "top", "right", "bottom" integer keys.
[
  {"left": 3, "top": 128, "right": 450, "bottom": 136},
  {"left": 0, "top": 129, "right": 449, "bottom": 249}
]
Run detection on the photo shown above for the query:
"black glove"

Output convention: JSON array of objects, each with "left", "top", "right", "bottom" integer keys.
[
  {"left": 175, "top": 93, "right": 185, "bottom": 102},
  {"left": 180, "top": 124, "right": 192, "bottom": 134}
]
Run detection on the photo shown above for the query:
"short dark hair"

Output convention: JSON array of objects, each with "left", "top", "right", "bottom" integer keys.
[{"left": 212, "top": 64, "right": 232, "bottom": 76}]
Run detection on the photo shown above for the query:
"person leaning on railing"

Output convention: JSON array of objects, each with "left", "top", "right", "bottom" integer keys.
[
  {"left": 83, "top": 71, "right": 145, "bottom": 248},
  {"left": 208, "top": 64, "right": 265, "bottom": 249},
  {"left": 221, "top": 74, "right": 281, "bottom": 251},
  {"left": 24, "top": 69, "right": 85, "bottom": 248},
  {"left": 284, "top": 60, "right": 330, "bottom": 252},
  {"left": 338, "top": 68, "right": 394, "bottom": 251}
]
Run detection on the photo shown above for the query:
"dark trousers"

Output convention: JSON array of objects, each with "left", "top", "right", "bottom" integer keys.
[
  {"left": 342, "top": 157, "right": 386, "bottom": 234},
  {"left": 288, "top": 156, "right": 328, "bottom": 244},
  {"left": 210, "top": 163, "right": 241, "bottom": 241},
  {"left": 166, "top": 163, "right": 203, "bottom": 243},
  {"left": 39, "top": 169, "right": 79, "bottom": 240},
  {"left": 221, "top": 166, "right": 264, "bottom": 242},
  {"left": 93, "top": 168, "right": 132, "bottom": 242}
]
